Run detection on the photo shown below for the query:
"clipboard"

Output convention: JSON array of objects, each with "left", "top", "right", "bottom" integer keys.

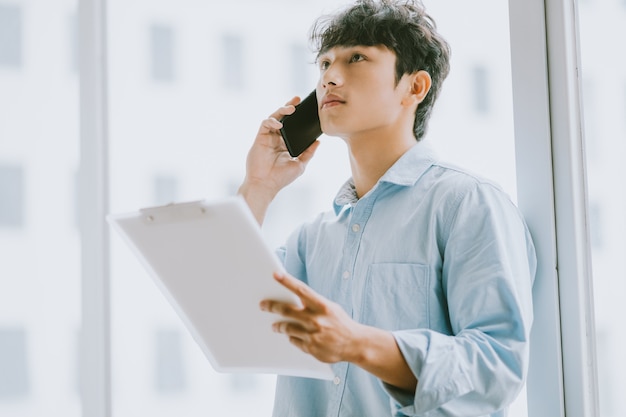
[{"left": 107, "top": 196, "right": 334, "bottom": 380}]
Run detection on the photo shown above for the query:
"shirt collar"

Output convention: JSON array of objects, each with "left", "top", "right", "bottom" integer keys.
[{"left": 333, "top": 140, "right": 438, "bottom": 214}]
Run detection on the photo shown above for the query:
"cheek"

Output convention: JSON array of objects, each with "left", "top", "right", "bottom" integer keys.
[
  {"left": 318, "top": 85, "right": 400, "bottom": 134},
  {"left": 355, "top": 89, "right": 399, "bottom": 120}
]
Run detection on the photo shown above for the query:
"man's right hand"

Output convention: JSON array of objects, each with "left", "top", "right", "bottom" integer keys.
[{"left": 238, "top": 96, "right": 320, "bottom": 225}]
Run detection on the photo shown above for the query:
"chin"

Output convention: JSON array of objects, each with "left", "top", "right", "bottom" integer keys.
[
  {"left": 320, "top": 128, "right": 346, "bottom": 139},
  {"left": 320, "top": 120, "right": 348, "bottom": 138}
]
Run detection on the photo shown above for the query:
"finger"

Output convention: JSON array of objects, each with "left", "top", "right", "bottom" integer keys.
[
  {"left": 296, "top": 140, "right": 321, "bottom": 164},
  {"left": 259, "top": 299, "right": 304, "bottom": 319},
  {"left": 288, "top": 336, "right": 310, "bottom": 354},
  {"left": 271, "top": 321, "right": 313, "bottom": 355},
  {"left": 284, "top": 96, "right": 301, "bottom": 107},
  {"left": 268, "top": 97, "right": 300, "bottom": 121},
  {"left": 272, "top": 321, "right": 310, "bottom": 339},
  {"left": 273, "top": 272, "right": 327, "bottom": 312},
  {"left": 258, "top": 117, "right": 283, "bottom": 134}
]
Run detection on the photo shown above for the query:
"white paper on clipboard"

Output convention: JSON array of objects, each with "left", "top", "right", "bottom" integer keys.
[{"left": 107, "top": 196, "right": 334, "bottom": 380}]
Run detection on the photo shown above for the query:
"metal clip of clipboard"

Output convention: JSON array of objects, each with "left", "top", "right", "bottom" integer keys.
[{"left": 139, "top": 200, "right": 208, "bottom": 224}]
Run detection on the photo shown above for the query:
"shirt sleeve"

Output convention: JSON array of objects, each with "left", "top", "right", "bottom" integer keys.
[
  {"left": 384, "top": 181, "right": 537, "bottom": 416},
  {"left": 275, "top": 223, "right": 309, "bottom": 284}
]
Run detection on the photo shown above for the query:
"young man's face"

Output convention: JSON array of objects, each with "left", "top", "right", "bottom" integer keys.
[{"left": 315, "top": 45, "right": 413, "bottom": 140}]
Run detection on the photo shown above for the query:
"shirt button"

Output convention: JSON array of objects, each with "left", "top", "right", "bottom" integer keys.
[
  {"left": 351, "top": 224, "right": 360, "bottom": 232},
  {"left": 333, "top": 376, "right": 341, "bottom": 385},
  {"left": 342, "top": 271, "right": 350, "bottom": 280}
]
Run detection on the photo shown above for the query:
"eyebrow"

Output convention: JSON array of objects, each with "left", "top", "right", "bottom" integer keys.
[{"left": 317, "top": 45, "right": 376, "bottom": 60}]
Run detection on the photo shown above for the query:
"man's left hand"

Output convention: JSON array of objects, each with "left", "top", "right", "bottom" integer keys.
[{"left": 260, "top": 272, "right": 363, "bottom": 364}]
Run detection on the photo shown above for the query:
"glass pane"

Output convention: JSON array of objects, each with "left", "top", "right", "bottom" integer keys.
[
  {"left": 108, "top": 1, "right": 521, "bottom": 415},
  {"left": 426, "top": 1, "right": 518, "bottom": 198},
  {"left": 0, "top": 1, "right": 81, "bottom": 416},
  {"left": 578, "top": 2, "right": 626, "bottom": 416}
]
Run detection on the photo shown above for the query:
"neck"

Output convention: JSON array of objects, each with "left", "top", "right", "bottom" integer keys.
[{"left": 345, "top": 126, "right": 417, "bottom": 198}]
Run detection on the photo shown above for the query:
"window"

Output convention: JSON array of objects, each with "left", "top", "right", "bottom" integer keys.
[
  {"left": 73, "top": 171, "right": 80, "bottom": 228},
  {"left": 471, "top": 65, "right": 490, "bottom": 114},
  {"left": 229, "top": 374, "right": 259, "bottom": 393},
  {"left": 69, "top": 13, "right": 78, "bottom": 73},
  {"left": 154, "top": 328, "right": 186, "bottom": 393},
  {"left": 221, "top": 34, "right": 244, "bottom": 90},
  {"left": 595, "top": 329, "right": 615, "bottom": 415},
  {"left": 290, "top": 43, "right": 311, "bottom": 94},
  {"left": 0, "top": 164, "right": 24, "bottom": 227},
  {"left": 153, "top": 174, "right": 179, "bottom": 205},
  {"left": 0, "top": 4, "right": 22, "bottom": 68},
  {"left": 587, "top": 202, "right": 604, "bottom": 249},
  {"left": 150, "top": 24, "right": 175, "bottom": 82},
  {"left": 0, "top": 1, "right": 80, "bottom": 416},
  {"left": 579, "top": 0, "right": 626, "bottom": 415},
  {"left": 0, "top": 327, "right": 30, "bottom": 399}
]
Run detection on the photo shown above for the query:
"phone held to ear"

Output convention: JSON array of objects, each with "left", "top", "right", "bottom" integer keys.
[{"left": 279, "top": 90, "right": 322, "bottom": 158}]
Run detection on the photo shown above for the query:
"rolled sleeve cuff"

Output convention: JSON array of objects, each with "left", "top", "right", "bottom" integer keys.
[{"left": 382, "top": 330, "right": 474, "bottom": 416}]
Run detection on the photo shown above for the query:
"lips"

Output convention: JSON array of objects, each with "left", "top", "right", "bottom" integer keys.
[{"left": 321, "top": 94, "right": 345, "bottom": 108}]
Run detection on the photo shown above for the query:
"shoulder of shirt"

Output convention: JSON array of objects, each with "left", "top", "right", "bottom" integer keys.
[
  {"left": 430, "top": 160, "right": 509, "bottom": 194},
  {"left": 423, "top": 160, "right": 524, "bottom": 219}
]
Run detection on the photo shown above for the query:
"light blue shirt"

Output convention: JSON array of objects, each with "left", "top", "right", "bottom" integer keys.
[{"left": 273, "top": 141, "right": 536, "bottom": 417}]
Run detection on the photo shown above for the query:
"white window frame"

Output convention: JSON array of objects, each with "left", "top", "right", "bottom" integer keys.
[
  {"left": 78, "top": 0, "right": 111, "bottom": 416},
  {"left": 510, "top": 0, "right": 599, "bottom": 416},
  {"left": 77, "top": 0, "right": 600, "bottom": 415}
]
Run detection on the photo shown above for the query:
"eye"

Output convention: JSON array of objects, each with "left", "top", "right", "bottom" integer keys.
[
  {"left": 350, "top": 53, "right": 366, "bottom": 63},
  {"left": 318, "top": 59, "right": 330, "bottom": 70}
]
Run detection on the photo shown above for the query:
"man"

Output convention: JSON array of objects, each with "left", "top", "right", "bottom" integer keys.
[{"left": 238, "top": 1, "right": 536, "bottom": 416}]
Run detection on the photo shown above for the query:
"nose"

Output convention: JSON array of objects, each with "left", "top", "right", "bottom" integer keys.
[{"left": 321, "top": 63, "right": 342, "bottom": 89}]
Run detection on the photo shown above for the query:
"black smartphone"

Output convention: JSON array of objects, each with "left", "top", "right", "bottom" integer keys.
[{"left": 279, "top": 90, "right": 323, "bottom": 157}]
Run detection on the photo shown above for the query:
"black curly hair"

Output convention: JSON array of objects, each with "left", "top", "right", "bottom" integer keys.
[{"left": 310, "top": 0, "right": 451, "bottom": 141}]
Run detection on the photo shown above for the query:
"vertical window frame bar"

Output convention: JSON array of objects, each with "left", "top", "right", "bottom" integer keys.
[
  {"left": 544, "top": 0, "right": 600, "bottom": 415},
  {"left": 509, "top": 0, "right": 565, "bottom": 415},
  {"left": 78, "top": 0, "right": 111, "bottom": 415}
]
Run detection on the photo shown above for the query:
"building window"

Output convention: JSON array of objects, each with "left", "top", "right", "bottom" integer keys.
[
  {"left": 588, "top": 201, "right": 604, "bottom": 250},
  {"left": 621, "top": 81, "right": 626, "bottom": 130},
  {"left": 0, "top": 164, "right": 25, "bottom": 228},
  {"left": 0, "top": 327, "right": 30, "bottom": 399},
  {"left": 0, "top": 4, "right": 22, "bottom": 68},
  {"left": 595, "top": 328, "right": 615, "bottom": 416},
  {"left": 221, "top": 34, "right": 244, "bottom": 90},
  {"left": 73, "top": 171, "right": 80, "bottom": 229},
  {"left": 150, "top": 24, "right": 175, "bottom": 82},
  {"left": 69, "top": 12, "right": 78, "bottom": 73},
  {"left": 153, "top": 174, "right": 179, "bottom": 205},
  {"left": 229, "top": 374, "right": 258, "bottom": 393},
  {"left": 291, "top": 43, "right": 311, "bottom": 94},
  {"left": 154, "top": 328, "right": 186, "bottom": 393},
  {"left": 471, "top": 65, "right": 490, "bottom": 114}
]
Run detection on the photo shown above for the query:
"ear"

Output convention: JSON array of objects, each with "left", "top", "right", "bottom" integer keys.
[{"left": 401, "top": 70, "right": 432, "bottom": 107}]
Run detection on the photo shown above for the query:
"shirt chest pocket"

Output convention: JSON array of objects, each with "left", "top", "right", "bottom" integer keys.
[{"left": 359, "top": 263, "right": 430, "bottom": 331}]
